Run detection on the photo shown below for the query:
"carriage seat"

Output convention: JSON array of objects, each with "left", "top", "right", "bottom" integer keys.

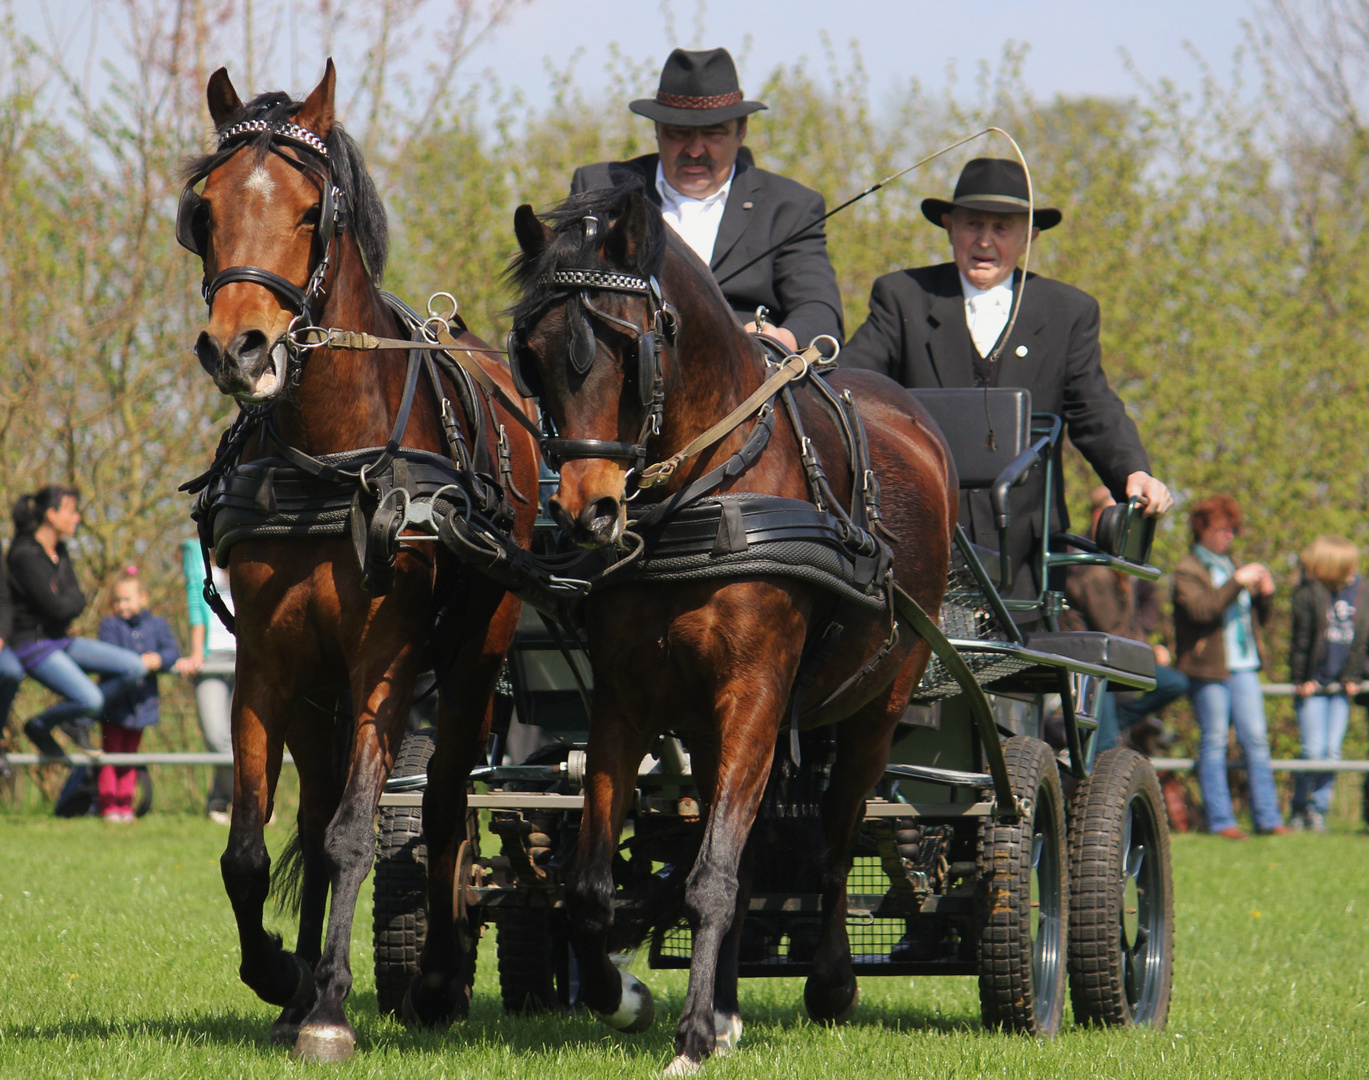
[{"left": 908, "top": 387, "right": 1032, "bottom": 489}]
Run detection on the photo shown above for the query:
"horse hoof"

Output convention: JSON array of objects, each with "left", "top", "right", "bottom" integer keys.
[
  {"left": 713, "top": 1010, "right": 743, "bottom": 1055},
  {"left": 401, "top": 973, "right": 455, "bottom": 1030},
  {"left": 596, "top": 969, "right": 655, "bottom": 1033},
  {"left": 804, "top": 974, "right": 859, "bottom": 1025},
  {"left": 291, "top": 1023, "right": 355, "bottom": 1062},
  {"left": 664, "top": 1054, "right": 702, "bottom": 1077},
  {"left": 269, "top": 1007, "right": 305, "bottom": 1046}
]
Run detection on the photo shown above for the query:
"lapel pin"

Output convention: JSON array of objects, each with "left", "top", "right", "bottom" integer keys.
[
  {"left": 742, "top": 201, "right": 754, "bottom": 210},
  {"left": 1015, "top": 345, "right": 1028, "bottom": 357}
]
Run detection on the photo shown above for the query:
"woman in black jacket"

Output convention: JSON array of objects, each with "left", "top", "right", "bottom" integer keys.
[
  {"left": 9, "top": 486, "right": 147, "bottom": 759},
  {"left": 1288, "top": 535, "right": 1369, "bottom": 831}
]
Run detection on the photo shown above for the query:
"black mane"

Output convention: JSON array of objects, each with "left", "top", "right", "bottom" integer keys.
[
  {"left": 181, "top": 91, "right": 389, "bottom": 280},
  {"left": 506, "top": 182, "right": 668, "bottom": 327}
]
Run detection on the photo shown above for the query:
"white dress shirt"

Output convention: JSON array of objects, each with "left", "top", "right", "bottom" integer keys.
[
  {"left": 959, "top": 271, "right": 1014, "bottom": 358},
  {"left": 655, "top": 161, "right": 735, "bottom": 266}
]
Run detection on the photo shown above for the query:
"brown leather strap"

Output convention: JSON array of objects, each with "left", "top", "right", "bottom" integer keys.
[{"left": 636, "top": 347, "right": 822, "bottom": 489}]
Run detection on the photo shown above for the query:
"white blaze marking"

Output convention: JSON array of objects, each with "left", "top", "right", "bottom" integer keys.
[{"left": 244, "top": 166, "right": 275, "bottom": 200}]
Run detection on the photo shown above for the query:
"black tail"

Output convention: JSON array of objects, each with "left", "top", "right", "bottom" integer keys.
[{"left": 271, "top": 829, "right": 306, "bottom": 917}]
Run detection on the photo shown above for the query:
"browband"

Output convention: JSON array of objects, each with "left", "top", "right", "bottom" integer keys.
[{"left": 218, "top": 119, "right": 330, "bottom": 159}]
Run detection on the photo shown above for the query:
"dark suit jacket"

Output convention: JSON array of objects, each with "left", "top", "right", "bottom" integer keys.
[
  {"left": 569, "top": 153, "right": 843, "bottom": 346},
  {"left": 841, "top": 262, "right": 1150, "bottom": 593}
]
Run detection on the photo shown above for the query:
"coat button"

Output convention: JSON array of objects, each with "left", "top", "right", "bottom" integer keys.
[
  {"left": 742, "top": 201, "right": 754, "bottom": 210},
  {"left": 1015, "top": 345, "right": 1028, "bottom": 357}
]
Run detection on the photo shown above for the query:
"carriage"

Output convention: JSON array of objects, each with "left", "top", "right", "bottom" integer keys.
[
  {"left": 373, "top": 384, "right": 1173, "bottom": 1035},
  {"left": 180, "top": 65, "right": 1172, "bottom": 1066}
]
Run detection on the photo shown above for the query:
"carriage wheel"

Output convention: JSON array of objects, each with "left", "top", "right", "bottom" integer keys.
[
  {"left": 976, "top": 735, "right": 1068, "bottom": 1036},
  {"left": 373, "top": 729, "right": 434, "bottom": 1017},
  {"left": 1067, "top": 747, "right": 1173, "bottom": 1028}
]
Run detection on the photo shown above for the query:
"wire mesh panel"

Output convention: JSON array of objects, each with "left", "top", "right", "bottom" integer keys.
[{"left": 911, "top": 537, "right": 1032, "bottom": 701}]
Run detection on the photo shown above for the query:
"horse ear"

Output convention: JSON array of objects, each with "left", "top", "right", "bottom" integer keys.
[
  {"left": 206, "top": 68, "right": 242, "bottom": 127},
  {"left": 295, "top": 58, "right": 337, "bottom": 140},
  {"left": 514, "top": 204, "right": 552, "bottom": 257},
  {"left": 604, "top": 191, "right": 649, "bottom": 269}
]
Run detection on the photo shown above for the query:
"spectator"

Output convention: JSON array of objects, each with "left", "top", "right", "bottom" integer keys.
[
  {"left": 174, "top": 540, "right": 234, "bottom": 823},
  {"left": 8, "top": 486, "right": 148, "bottom": 759},
  {"left": 1063, "top": 488, "right": 1190, "bottom": 756},
  {"left": 1288, "top": 535, "right": 1369, "bottom": 832},
  {"left": 0, "top": 565, "right": 26, "bottom": 779},
  {"left": 1173, "top": 494, "right": 1290, "bottom": 838},
  {"left": 96, "top": 569, "right": 179, "bottom": 823}
]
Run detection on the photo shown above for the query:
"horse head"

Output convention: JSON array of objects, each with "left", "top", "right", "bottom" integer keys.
[
  {"left": 180, "top": 60, "right": 386, "bottom": 405},
  {"left": 511, "top": 186, "right": 728, "bottom": 548}
]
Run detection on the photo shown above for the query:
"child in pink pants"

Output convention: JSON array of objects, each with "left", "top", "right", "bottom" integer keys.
[{"left": 97, "top": 571, "right": 179, "bottom": 822}]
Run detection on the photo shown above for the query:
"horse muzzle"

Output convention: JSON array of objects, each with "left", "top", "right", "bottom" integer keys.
[
  {"left": 548, "top": 492, "right": 625, "bottom": 549},
  {"left": 196, "top": 328, "right": 290, "bottom": 403}
]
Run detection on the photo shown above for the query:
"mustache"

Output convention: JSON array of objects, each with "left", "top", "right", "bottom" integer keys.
[{"left": 674, "top": 152, "right": 715, "bottom": 170}]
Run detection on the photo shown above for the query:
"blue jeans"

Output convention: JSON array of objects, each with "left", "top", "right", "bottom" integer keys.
[
  {"left": 1092, "top": 665, "right": 1190, "bottom": 756},
  {"left": 1190, "top": 671, "right": 1284, "bottom": 833},
  {"left": 1292, "top": 692, "right": 1350, "bottom": 817},
  {"left": 0, "top": 646, "right": 24, "bottom": 728},
  {"left": 25, "top": 638, "right": 147, "bottom": 733}
]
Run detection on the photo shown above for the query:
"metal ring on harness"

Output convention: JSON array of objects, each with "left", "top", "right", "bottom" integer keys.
[{"left": 427, "top": 291, "right": 459, "bottom": 322}]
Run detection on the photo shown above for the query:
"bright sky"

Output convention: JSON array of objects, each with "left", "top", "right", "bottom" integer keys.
[{"left": 13, "top": 0, "right": 1260, "bottom": 119}]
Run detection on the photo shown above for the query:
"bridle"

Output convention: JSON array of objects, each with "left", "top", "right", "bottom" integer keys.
[
  {"left": 507, "top": 264, "right": 679, "bottom": 478},
  {"left": 177, "top": 118, "right": 348, "bottom": 370}
]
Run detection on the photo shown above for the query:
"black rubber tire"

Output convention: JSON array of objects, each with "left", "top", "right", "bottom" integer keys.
[
  {"left": 1067, "top": 747, "right": 1174, "bottom": 1028},
  {"left": 497, "top": 909, "right": 560, "bottom": 1013},
  {"left": 373, "top": 729, "right": 434, "bottom": 1017},
  {"left": 977, "top": 735, "right": 1069, "bottom": 1036}
]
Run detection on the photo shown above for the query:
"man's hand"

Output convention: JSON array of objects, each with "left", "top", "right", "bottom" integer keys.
[
  {"left": 1125, "top": 471, "right": 1173, "bottom": 516},
  {"left": 1153, "top": 643, "right": 1172, "bottom": 667},
  {"left": 742, "top": 321, "right": 799, "bottom": 354}
]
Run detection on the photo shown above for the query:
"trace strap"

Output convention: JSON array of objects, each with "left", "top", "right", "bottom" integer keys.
[{"left": 637, "top": 346, "right": 826, "bottom": 490}]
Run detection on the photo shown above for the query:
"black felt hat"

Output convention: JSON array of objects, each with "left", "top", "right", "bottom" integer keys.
[
  {"left": 921, "top": 158, "right": 1062, "bottom": 230},
  {"left": 630, "top": 47, "right": 767, "bottom": 127}
]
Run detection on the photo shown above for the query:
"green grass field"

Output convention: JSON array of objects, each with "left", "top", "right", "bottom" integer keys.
[{"left": 1, "top": 812, "right": 1365, "bottom": 1080}]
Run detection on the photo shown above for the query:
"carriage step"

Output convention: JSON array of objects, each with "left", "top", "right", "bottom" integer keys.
[{"left": 883, "top": 762, "right": 992, "bottom": 787}]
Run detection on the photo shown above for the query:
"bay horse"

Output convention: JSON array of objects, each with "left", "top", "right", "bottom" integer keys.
[
  {"left": 180, "top": 62, "right": 537, "bottom": 1060},
  {"left": 508, "top": 186, "right": 956, "bottom": 1074}
]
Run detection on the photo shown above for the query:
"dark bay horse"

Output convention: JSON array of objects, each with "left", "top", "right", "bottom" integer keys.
[
  {"left": 181, "top": 62, "right": 537, "bottom": 1060},
  {"left": 508, "top": 186, "right": 956, "bottom": 1074}
]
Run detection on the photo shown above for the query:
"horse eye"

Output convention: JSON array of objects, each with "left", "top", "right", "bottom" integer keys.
[{"left": 302, "top": 204, "right": 322, "bottom": 227}]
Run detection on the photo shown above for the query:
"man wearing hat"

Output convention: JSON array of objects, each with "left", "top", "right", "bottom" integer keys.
[
  {"left": 840, "top": 158, "right": 1172, "bottom": 596},
  {"left": 570, "top": 47, "right": 843, "bottom": 350}
]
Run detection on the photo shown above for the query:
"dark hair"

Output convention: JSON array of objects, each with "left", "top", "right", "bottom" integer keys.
[
  {"left": 1189, "top": 494, "right": 1242, "bottom": 543},
  {"left": 182, "top": 90, "right": 389, "bottom": 281},
  {"left": 12, "top": 485, "right": 80, "bottom": 536}
]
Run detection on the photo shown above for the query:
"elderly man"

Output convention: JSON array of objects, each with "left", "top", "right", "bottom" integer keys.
[
  {"left": 570, "top": 47, "right": 843, "bottom": 351},
  {"left": 841, "top": 157, "right": 1172, "bottom": 596}
]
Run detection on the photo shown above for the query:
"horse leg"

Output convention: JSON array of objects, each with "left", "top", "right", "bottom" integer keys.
[
  {"left": 565, "top": 685, "right": 657, "bottom": 1032},
  {"left": 269, "top": 696, "right": 344, "bottom": 1045},
  {"left": 803, "top": 686, "right": 910, "bottom": 1024},
  {"left": 293, "top": 650, "right": 420, "bottom": 1062},
  {"left": 406, "top": 588, "right": 518, "bottom": 1027},
  {"left": 220, "top": 683, "right": 316, "bottom": 1015},
  {"left": 667, "top": 688, "right": 787, "bottom": 1076},
  {"left": 689, "top": 739, "right": 747, "bottom": 1057}
]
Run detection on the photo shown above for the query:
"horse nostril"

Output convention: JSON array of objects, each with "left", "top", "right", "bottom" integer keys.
[
  {"left": 547, "top": 497, "right": 576, "bottom": 535},
  {"left": 579, "top": 496, "right": 622, "bottom": 545},
  {"left": 194, "top": 331, "right": 223, "bottom": 375},
  {"left": 227, "top": 329, "right": 271, "bottom": 372}
]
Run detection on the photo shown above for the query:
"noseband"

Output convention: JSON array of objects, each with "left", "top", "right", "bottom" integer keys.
[
  {"left": 178, "top": 119, "right": 347, "bottom": 353},
  {"left": 508, "top": 267, "right": 679, "bottom": 476}
]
